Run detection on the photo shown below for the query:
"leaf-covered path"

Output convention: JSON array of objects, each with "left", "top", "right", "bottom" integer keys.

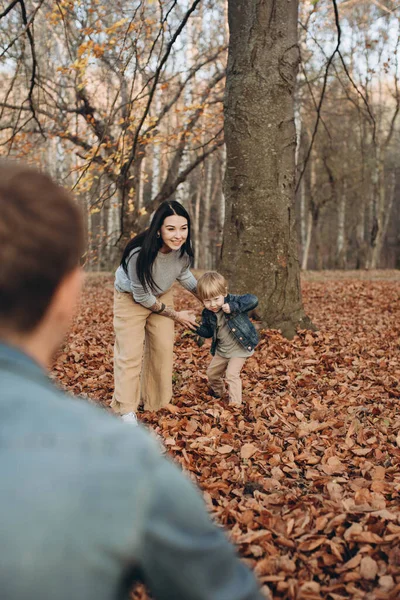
[{"left": 53, "top": 272, "right": 400, "bottom": 600}]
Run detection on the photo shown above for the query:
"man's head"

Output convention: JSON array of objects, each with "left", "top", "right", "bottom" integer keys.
[
  {"left": 0, "top": 161, "right": 85, "bottom": 363},
  {"left": 196, "top": 271, "right": 227, "bottom": 312}
]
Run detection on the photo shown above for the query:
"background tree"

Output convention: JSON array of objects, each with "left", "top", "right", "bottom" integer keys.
[
  {"left": 296, "top": 0, "right": 400, "bottom": 270},
  {"left": 1, "top": 0, "right": 399, "bottom": 272},
  {"left": 220, "top": 0, "right": 313, "bottom": 338},
  {"left": 0, "top": 0, "right": 226, "bottom": 264}
]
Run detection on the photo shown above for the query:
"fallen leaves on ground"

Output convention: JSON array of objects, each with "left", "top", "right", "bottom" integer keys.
[{"left": 53, "top": 273, "right": 400, "bottom": 600}]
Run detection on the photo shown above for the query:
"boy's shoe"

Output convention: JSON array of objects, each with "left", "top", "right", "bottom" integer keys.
[
  {"left": 121, "top": 411, "right": 138, "bottom": 426},
  {"left": 208, "top": 387, "right": 222, "bottom": 399}
]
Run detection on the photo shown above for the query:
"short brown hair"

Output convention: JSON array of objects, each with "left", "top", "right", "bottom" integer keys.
[
  {"left": 196, "top": 271, "right": 227, "bottom": 301},
  {"left": 0, "top": 161, "right": 85, "bottom": 333}
]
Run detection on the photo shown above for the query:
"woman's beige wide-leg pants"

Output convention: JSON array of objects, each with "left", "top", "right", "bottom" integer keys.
[{"left": 111, "top": 288, "right": 175, "bottom": 414}]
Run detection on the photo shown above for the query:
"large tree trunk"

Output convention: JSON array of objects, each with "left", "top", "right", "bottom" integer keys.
[{"left": 220, "top": 0, "right": 312, "bottom": 338}]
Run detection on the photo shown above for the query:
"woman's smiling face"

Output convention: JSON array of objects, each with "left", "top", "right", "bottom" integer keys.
[{"left": 160, "top": 215, "right": 189, "bottom": 252}]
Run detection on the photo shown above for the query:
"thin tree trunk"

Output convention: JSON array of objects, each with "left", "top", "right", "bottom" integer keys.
[
  {"left": 300, "top": 175, "right": 307, "bottom": 254},
  {"left": 193, "top": 185, "right": 201, "bottom": 269},
  {"left": 151, "top": 92, "right": 162, "bottom": 202},
  {"left": 86, "top": 192, "right": 93, "bottom": 269},
  {"left": 301, "top": 139, "right": 315, "bottom": 271},
  {"left": 199, "top": 158, "right": 213, "bottom": 269},
  {"left": 356, "top": 191, "right": 367, "bottom": 269},
  {"left": 138, "top": 157, "right": 146, "bottom": 211},
  {"left": 215, "top": 145, "right": 226, "bottom": 268},
  {"left": 175, "top": 15, "right": 194, "bottom": 207},
  {"left": 315, "top": 212, "right": 323, "bottom": 270},
  {"left": 98, "top": 203, "right": 105, "bottom": 271},
  {"left": 301, "top": 208, "right": 312, "bottom": 271},
  {"left": 370, "top": 165, "right": 395, "bottom": 268},
  {"left": 367, "top": 150, "right": 380, "bottom": 268},
  {"left": 336, "top": 180, "right": 347, "bottom": 269}
]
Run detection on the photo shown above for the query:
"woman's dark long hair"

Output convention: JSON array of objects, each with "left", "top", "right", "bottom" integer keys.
[{"left": 120, "top": 200, "right": 194, "bottom": 293}]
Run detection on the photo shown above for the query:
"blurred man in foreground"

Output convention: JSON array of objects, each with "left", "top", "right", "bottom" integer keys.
[{"left": 0, "top": 161, "right": 263, "bottom": 600}]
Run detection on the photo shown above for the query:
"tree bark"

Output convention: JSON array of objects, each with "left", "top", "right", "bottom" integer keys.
[{"left": 220, "top": 0, "right": 312, "bottom": 338}]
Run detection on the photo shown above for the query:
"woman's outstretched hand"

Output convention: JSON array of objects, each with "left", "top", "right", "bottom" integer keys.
[{"left": 176, "top": 310, "right": 197, "bottom": 330}]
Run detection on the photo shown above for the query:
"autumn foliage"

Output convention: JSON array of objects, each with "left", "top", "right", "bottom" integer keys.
[{"left": 53, "top": 272, "right": 400, "bottom": 599}]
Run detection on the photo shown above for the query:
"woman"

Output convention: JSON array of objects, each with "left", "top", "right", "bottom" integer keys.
[{"left": 111, "top": 200, "right": 198, "bottom": 424}]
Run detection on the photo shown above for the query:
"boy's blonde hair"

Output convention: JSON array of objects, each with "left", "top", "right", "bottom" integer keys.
[{"left": 196, "top": 271, "right": 227, "bottom": 301}]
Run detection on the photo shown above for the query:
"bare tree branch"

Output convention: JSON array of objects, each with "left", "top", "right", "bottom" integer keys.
[
  {"left": 119, "top": 0, "right": 202, "bottom": 216},
  {"left": 0, "top": 0, "right": 19, "bottom": 19},
  {"left": 296, "top": 0, "right": 377, "bottom": 193},
  {"left": 147, "top": 137, "right": 224, "bottom": 214},
  {"left": 295, "top": 0, "right": 342, "bottom": 193},
  {"left": 0, "top": 0, "right": 45, "bottom": 58},
  {"left": 383, "top": 33, "right": 400, "bottom": 149},
  {"left": 0, "top": 0, "right": 45, "bottom": 136}
]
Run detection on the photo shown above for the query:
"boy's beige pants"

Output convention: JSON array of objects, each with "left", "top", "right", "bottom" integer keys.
[
  {"left": 207, "top": 355, "right": 247, "bottom": 405},
  {"left": 111, "top": 289, "right": 175, "bottom": 414}
]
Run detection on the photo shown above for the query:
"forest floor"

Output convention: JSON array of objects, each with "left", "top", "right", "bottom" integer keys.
[{"left": 53, "top": 270, "right": 400, "bottom": 600}]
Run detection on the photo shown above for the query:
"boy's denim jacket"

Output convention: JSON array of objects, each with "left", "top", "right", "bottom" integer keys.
[{"left": 195, "top": 293, "right": 259, "bottom": 356}]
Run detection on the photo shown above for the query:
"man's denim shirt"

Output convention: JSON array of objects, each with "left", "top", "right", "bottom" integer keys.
[
  {"left": 0, "top": 343, "right": 263, "bottom": 600},
  {"left": 196, "top": 293, "right": 259, "bottom": 355}
]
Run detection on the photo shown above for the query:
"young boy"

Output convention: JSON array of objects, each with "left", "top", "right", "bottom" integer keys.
[{"left": 195, "top": 271, "right": 259, "bottom": 406}]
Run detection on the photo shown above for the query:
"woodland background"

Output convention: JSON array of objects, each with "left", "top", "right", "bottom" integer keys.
[
  {"left": 1, "top": 0, "right": 399, "bottom": 271},
  {"left": 1, "top": 1, "right": 400, "bottom": 599}
]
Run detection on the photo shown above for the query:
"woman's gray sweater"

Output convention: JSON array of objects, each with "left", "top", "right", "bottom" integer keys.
[{"left": 115, "top": 248, "right": 197, "bottom": 307}]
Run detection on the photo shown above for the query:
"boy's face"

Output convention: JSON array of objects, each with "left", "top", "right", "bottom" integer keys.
[{"left": 203, "top": 294, "right": 225, "bottom": 312}]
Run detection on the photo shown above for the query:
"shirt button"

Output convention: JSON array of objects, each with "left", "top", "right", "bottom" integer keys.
[
  {"left": 239, "top": 337, "right": 243, "bottom": 340},
  {"left": 248, "top": 346, "right": 251, "bottom": 350},
  {"left": 232, "top": 328, "right": 236, "bottom": 332}
]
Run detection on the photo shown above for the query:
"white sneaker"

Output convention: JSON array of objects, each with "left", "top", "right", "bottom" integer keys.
[{"left": 121, "top": 412, "right": 138, "bottom": 426}]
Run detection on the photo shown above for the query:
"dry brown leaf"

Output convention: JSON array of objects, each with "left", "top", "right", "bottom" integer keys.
[
  {"left": 359, "top": 556, "right": 378, "bottom": 580},
  {"left": 336, "top": 552, "right": 362, "bottom": 572},
  {"left": 216, "top": 445, "right": 234, "bottom": 454},
  {"left": 298, "top": 580, "right": 321, "bottom": 598},
  {"left": 378, "top": 575, "right": 394, "bottom": 591},
  {"left": 327, "top": 481, "right": 343, "bottom": 501},
  {"left": 241, "top": 443, "right": 259, "bottom": 459}
]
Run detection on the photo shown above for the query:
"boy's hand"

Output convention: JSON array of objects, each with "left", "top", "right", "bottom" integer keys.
[{"left": 222, "top": 303, "right": 231, "bottom": 314}]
